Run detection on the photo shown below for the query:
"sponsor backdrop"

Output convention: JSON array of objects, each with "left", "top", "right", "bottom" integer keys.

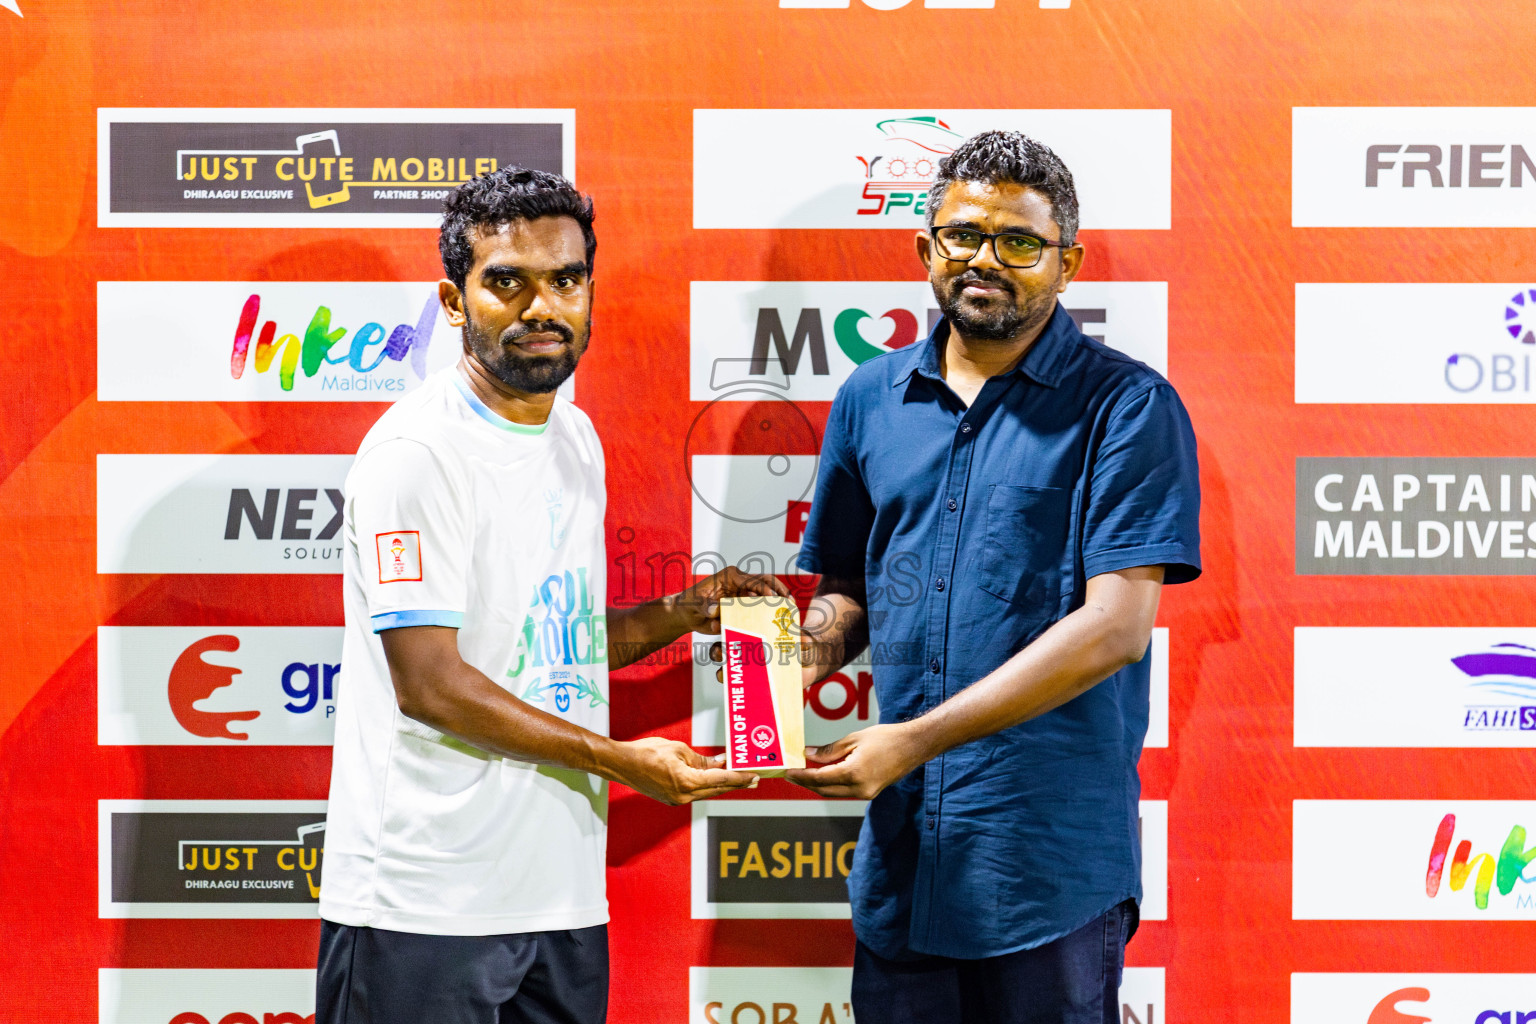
[{"left": 2, "top": 1, "right": 1534, "bottom": 1022}]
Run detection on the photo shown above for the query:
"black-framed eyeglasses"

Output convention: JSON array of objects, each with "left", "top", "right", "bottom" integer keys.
[{"left": 930, "top": 226, "right": 1071, "bottom": 269}]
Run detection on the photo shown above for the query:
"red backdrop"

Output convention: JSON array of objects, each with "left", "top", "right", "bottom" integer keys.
[{"left": 3, "top": 1, "right": 1536, "bottom": 1021}]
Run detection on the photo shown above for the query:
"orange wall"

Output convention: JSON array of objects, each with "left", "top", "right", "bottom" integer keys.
[{"left": 4, "top": 1, "right": 1536, "bottom": 1020}]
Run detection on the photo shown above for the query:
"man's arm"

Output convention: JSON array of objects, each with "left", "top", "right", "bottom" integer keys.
[
  {"left": 383, "top": 626, "right": 755, "bottom": 805},
  {"left": 607, "top": 566, "right": 791, "bottom": 671},
  {"left": 785, "top": 565, "right": 1164, "bottom": 800}
]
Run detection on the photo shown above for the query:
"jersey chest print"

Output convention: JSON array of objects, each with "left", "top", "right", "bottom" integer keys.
[{"left": 510, "top": 567, "right": 608, "bottom": 714}]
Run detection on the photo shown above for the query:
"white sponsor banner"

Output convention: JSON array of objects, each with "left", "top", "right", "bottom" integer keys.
[
  {"left": 100, "top": 968, "right": 315, "bottom": 1024},
  {"left": 1294, "top": 800, "right": 1536, "bottom": 920},
  {"left": 1147, "top": 627, "right": 1170, "bottom": 748},
  {"left": 690, "top": 967, "right": 855, "bottom": 1024},
  {"left": 690, "top": 618, "right": 1166, "bottom": 749},
  {"left": 1291, "top": 972, "right": 1536, "bottom": 1024},
  {"left": 1139, "top": 799, "right": 1169, "bottom": 922},
  {"left": 691, "top": 800, "right": 1167, "bottom": 921},
  {"left": 692, "top": 799, "right": 867, "bottom": 920},
  {"left": 1295, "top": 627, "right": 1536, "bottom": 748},
  {"left": 97, "top": 454, "right": 353, "bottom": 574},
  {"left": 694, "top": 109, "right": 1170, "bottom": 230},
  {"left": 98, "top": 281, "right": 460, "bottom": 402},
  {"left": 1296, "top": 283, "right": 1536, "bottom": 404},
  {"left": 688, "top": 967, "right": 1164, "bottom": 1023},
  {"left": 99, "top": 107, "right": 574, "bottom": 229},
  {"left": 1119, "top": 969, "right": 1165, "bottom": 1024},
  {"left": 690, "top": 454, "right": 818, "bottom": 577},
  {"left": 690, "top": 280, "right": 1167, "bottom": 402},
  {"left": 1294, "top": 107, "right": 1536, "bottom": 227},
  {"left": 99, "top": 799, "right": 327, "bottom": 919},
  {"left": 99, "top": 626, "right": 343, "bottom": 746}
]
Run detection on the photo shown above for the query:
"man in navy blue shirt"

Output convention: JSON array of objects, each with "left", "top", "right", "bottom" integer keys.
[{"left": 787, "top": 131, "right": 1201, "bottom": 1024}]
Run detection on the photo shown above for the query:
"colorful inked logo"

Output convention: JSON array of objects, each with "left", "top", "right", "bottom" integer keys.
[
  {"left": 510, "top": 569, "right": 608, "bottom": 716},
  {"left": 1453, "top": 642, "right": 1536, "bottom": 732},
  {"left": 1426, "top": 812, "right": 1536, "bottom": 910},
  {"left": 854, "top": 115, "right": 963, "bottom": 217},
  {"left": 231, "top": 291, "right": 438, "bottom": 392},
  {"left": 1368, "top": 988, "right": 1432, "bottom": 1024}
]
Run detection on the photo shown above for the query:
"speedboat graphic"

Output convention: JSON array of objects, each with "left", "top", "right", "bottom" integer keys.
[
  {"left": 1451, "top": 642, "right": 1536, "bottom": 700},
  {"left": 874, "top": 116, "right": 963, "bottom": 155}
]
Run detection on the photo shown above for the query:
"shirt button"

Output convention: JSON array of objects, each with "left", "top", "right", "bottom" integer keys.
[
  {"left": 926, "top": 817, "right": 936, "bottom": 831},
  {"left": 947, "top": 498, "right": 957, "bottom": 511},
  {"left": 960, "top": 422, "right": 973, "bottom": 434},
  {"left": 935, "top": 577, "right": 945, "bottom": 592},
  {"left": 929, "top": 658, "right": 941, "bottom": 674}
]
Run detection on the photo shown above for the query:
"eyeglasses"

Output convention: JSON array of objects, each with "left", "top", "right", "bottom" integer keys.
[{"left": 930, "top": 226, "right": 1071, "bottom": 269}]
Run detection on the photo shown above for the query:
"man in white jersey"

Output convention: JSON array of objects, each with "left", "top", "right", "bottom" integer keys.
[{"left": 316, "top": 167, "right": 780, "bottom": 1024}]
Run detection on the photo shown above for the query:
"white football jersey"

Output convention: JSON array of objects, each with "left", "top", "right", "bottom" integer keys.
[{"left": 319, "top": 367, "right": 610, "bottom": 936}]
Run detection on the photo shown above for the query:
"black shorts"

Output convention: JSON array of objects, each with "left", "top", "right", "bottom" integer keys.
[{"left": 316, "top": 920, "right": 608, "bottom": 1024}]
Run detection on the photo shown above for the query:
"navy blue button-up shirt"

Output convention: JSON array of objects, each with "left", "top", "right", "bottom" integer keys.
[{"left": 798, "top": 304, "right": 1201, "bottom": 959}]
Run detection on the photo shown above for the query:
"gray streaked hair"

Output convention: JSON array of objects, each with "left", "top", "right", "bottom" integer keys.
[{"left": 926, "top": 130, "right": 1079, "bottom": 244}]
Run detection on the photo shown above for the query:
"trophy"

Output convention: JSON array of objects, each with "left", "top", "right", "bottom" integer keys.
[{"left": 720, "top": 595, "right": 806, "bottom": 774}]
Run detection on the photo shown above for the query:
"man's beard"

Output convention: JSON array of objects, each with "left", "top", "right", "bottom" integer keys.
[
  {"left": 935, "top": 268, "right": 1057, "bottom": 342},
  {"left": 464, "top": 311, "right": 587, "bottom": 394}
]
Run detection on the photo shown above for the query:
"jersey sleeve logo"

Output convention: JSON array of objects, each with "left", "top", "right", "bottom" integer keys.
[{"left": 376, "top": 530, "right": 423, "bottom": 583}]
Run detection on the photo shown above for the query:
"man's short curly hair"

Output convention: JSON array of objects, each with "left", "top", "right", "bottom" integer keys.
[
  {"left": 439, "top": 167, "right": 596, "bottom": 291},
  {"left": 925, "top": 130, "right": 1079, "bottom": 244}
]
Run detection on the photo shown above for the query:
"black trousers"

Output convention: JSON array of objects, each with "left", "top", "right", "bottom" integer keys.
[
  {"left": 851, "top": 900, "right": 1137, "bottom": 1024},
  {"left": 316, "top": 920, "right": 608, "bottom": 1024}
]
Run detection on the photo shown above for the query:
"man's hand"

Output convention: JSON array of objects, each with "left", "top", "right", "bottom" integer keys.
[
  {"left": 609, "top": 736, "right": 760, "bottom": 805},
  {"left": 786, "top": 566, "right": 1165, "bottom": 801},
  {"left": 608, "top": 566, "right": 790, "bottom": 671},
  {"left": 675, "top": 565, "right": 790, "bottom": 636},
  {"left": 783, "top": 723, "right": 928, "bottom": 800},
  {"left": 799, "top": 576, "right": 869, "bottom": 690}
]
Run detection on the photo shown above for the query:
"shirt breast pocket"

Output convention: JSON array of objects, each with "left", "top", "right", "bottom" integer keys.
[{"left": 976, "top": 484, "right": 1076, "bottom": 612}]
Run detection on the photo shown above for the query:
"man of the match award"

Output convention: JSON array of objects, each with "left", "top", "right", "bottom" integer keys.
[{"left": 720, "top": 595, "right": 806, "bottom": 774}]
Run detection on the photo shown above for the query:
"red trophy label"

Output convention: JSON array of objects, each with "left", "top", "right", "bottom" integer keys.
[{"left": 724, "top": 627, "right": 786, "bottom": 768}]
